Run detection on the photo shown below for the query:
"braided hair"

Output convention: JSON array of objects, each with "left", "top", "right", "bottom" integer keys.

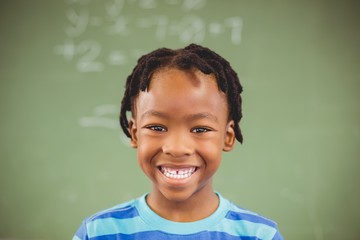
[{"left": 120, "top": 43, "right": 244, "bottom": 143}]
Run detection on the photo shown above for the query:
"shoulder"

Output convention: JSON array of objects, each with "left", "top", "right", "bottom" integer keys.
[
  {"left": 226, "top": 200, "right": 278, "bottom": 227},
  {"left": 73, "top": 198, "right": 144, "bottom": 240},
  {"left": 84, "top": 198, "right": 139, "bottom": 224},
  {"left": 219, "top": 196, "right": 283, "bottom": 240}
]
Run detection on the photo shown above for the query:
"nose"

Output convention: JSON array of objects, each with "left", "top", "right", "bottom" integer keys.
[{"left": 162, "top": 131, "right": 194, "bottom": 158}]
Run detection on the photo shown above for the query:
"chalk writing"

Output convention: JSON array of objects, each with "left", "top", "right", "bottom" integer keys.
[
  {"left": 54, "top": 39, "right": 77, "bottom": 61},
  {"left": 79, "top": 104, "right": 118, "bottom": 129},
  {"left": 55, "top": 0, "right": 243, "bottom": 72},
  {"left": 225, "top": 17, "right": 243, "bottom": 45},
  {"left": 79, "top": 104, "right": 132, "bottom": 146},
  {"left": 76, "top": 40, "right": 104, "bottom": 72},
  {"left": 65, "top": 8, "right": 89, "bottom": 37},
  {"left": 61, "top": 0, "right": 244, "bottom": 138}
]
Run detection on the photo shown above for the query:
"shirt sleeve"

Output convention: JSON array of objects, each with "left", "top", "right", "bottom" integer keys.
[
  {"left": 272, "top": 229, "right": 285, "bottom": 240},
  {"left": 72, "top": 220, "right": 89, "bottom": 240}
]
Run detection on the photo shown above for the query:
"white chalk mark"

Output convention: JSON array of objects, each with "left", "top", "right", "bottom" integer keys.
[
  {"left": 177, "top": 15, "right": 205, "bottom": 43},
  {"left": 79, "top": 104, "right": 119, "bottom": 129},
  {"left": 137, "top": 16, "right": 169, "bottom": 40},
  {"left": 94, "top": 104, "right": 118, "bottom": 116},
  {"left": 79, "top": 105, "right": 133, "bottom": 148},
  {"left": 138, "top": 0, "right": 157, "bottom": 9},
  {"left": 224, "top": 17, "right": 243, "bottom": 45},
  {"left": 76, "top": 40, "right": 104, "bottom": 72},
  {"left": 54, "top": 39, "right": 76, "bottom": 61},
  {"left": 57, "top": 1, "right": 245, "bottom": 73},
  {"left": 106, "top": 0, "right": 125, "bottom": 18},
  {"left": 107, "top": 16, "right": 130, "bottom": 36},
  {"left": 208, "top": 22, "right": 223, "bottom": 35},
  {"left": 79, "top": 117, "right": 118, "bottom": 129},
  {"left": 65, "top": 8, "right": 89, "bottom": 37},
  {"left": 108, "top": 50, "right": 128, "bottom": 65},
  {"left": 182, "top": 0, "right": 207, "bottom": 11},
  {"left": 153, "top": 16, "right": 168, "bottom": 40}
]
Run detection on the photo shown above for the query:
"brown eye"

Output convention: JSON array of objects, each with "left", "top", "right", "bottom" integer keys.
[
  {"left": 191, "top": 127, "right": 211, "bottom": 133},
  {"left": 147, "top": 125, "right": 167, "bottom": 132}
]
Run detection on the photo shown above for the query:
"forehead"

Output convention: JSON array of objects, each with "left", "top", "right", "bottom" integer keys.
[
  {"left": 134, "top": 68, "right": 229, "bottom": 119},
  {"left": 151, "top": 67, "right": 215, "bottom": 87},
  {"left": 147, "top": 67, "right": 224, "bottom": 100}
]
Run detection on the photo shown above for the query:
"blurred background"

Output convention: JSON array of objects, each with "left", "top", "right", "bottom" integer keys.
[{"left": 1, "top": 0, "right": 359, "bottom": 239}]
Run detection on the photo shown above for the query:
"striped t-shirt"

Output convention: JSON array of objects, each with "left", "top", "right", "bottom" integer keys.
[{"left": 73, "top": 194, "right": 283, "bottom": 240}]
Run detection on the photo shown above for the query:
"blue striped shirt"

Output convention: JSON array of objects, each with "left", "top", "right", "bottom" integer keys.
[{"left": 73, "top": 194, "right": 283, "bottom": 240}]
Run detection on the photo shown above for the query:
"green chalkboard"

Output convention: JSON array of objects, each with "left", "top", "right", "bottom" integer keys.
[{"left": 1, "top": 0, "right": 360, "bottom": 239}]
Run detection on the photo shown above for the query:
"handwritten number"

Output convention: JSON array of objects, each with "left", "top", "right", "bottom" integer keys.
[{"left": 77, "top": 41, "right": 104, "bottom": 72}]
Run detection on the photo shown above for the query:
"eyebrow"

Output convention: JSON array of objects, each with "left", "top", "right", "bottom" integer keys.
[
  {"left": 186, "top": 112, "right": 218, "bottom": 122},
  {"left": 141, "top": 110, "right": 169, "bottom": 120},
  {"left": 141, "top": 110, "right": 218, "bottom": 122}
]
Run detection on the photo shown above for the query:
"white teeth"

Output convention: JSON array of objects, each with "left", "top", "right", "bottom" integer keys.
[{"left": 160, "top": 167, "right": 197, "bottom": 179}]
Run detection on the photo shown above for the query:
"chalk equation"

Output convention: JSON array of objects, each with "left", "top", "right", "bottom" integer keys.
[
  {"left": 79, "top": 104, "right": 119, "bottom": 129},
  {"left": 79, "top": 104, "right": 132, "bottom": 146},
  {"left": 55, "top": 0, "right": 243, "bottom": 72}
]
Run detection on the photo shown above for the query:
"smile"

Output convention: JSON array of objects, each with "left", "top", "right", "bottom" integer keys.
[{"left": 159, "top": 166, "right": 197, "bottom": 179}]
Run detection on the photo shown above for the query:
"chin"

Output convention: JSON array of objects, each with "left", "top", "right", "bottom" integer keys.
[{"left": 159, "top": 188, "right": 198, "bottom": 204}]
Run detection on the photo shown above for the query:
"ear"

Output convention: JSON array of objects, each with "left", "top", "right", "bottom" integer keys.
[
  {"left": 128, "top": 118, "right": 138, "bottom": 148},
  {"left": 223, "top": 120, "right": 235, "bottom": 152}
]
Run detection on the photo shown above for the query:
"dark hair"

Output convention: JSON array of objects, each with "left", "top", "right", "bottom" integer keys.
[{"left": 120, "top": 43, "right": 243, "bottom": 143}]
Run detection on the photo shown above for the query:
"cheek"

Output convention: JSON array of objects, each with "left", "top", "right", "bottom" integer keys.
[
  {"left": 197, "top": 138, "right": 223, "bottom": 164},
  {"left": 136, "top": 144, "right": 155, "bottom": 180},
  {"left": 136, "top": 137, "right": 160, "bottom": 166}
]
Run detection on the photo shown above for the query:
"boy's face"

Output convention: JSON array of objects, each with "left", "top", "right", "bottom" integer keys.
[{"left": 129, "top": 68, "right": 235, "bottom": 204}]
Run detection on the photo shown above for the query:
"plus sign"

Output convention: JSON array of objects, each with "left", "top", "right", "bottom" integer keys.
[{"left": 54, "top": 39, "right": 77, "bottom": 61}]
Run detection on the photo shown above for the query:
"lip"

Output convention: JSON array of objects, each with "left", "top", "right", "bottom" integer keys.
[
  {"left": 156, "top": 163, "right": 199, "bottom": 168},
  {"left": 156, "top": 164, "right": 200, "bottom": 187}
]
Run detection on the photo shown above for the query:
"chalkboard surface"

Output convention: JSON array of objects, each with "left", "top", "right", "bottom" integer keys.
[{"left": 1, "top": 0, "right": 359, "bottom": 239}]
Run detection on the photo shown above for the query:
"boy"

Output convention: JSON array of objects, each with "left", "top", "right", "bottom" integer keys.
[{"left": 73, "top": 44, "right": 283, "bottom": 239}]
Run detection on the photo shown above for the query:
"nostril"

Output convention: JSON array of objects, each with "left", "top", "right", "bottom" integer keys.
[
  {"left": 162, "top": 149, "right": 193, "bottom": 158},
  {"left": 161, "top": 133, "right": 194, "bottom": 157},
  {"left": 162, "top": 145, "right": 193, "bottom": 157}
]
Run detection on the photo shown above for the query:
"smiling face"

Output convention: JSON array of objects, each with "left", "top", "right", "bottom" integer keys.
[{"left": 129, "top": 67, "right": 235, "bottom": 213}]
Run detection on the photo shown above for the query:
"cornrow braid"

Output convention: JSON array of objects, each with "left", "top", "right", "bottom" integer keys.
[{"left": 120, "top": 43, "right": 243, "bottom": 143}]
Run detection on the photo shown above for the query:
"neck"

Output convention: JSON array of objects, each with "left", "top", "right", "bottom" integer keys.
[{"left": 146, "top": 186, "right": 219, "bottom": 222}]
